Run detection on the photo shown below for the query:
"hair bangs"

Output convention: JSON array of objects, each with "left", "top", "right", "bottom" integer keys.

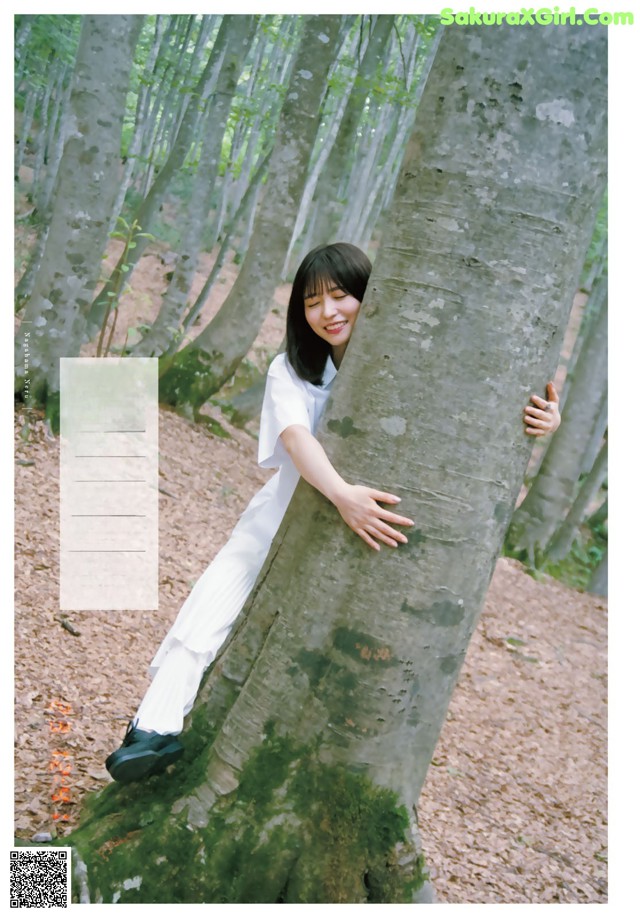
[{"left": 302, "top": 253, "right": 346, "bottom": 301}]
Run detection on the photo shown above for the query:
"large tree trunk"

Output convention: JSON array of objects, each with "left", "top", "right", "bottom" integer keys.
[
  {"left": 61, "top": 23, "right": 606, "bottom": 904},
  {"left": 13, "top": 15, "right": 143, "bottom": 426},
  {"left": 156, "top": 15, "right": 344, "bottom": 416}
]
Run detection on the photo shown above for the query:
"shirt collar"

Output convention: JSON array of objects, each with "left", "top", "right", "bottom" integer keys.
[{"left": 321, "top": 355, "right": 338, "bottom": 387}]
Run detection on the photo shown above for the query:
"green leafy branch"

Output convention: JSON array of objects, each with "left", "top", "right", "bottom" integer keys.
[{"left": 95, "top": 217, "right": 154, "bottom": 358}]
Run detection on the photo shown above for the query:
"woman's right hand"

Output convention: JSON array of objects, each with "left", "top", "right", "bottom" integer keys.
[{"left": 333, "top": 484, "right": 414, "bottom": 551}]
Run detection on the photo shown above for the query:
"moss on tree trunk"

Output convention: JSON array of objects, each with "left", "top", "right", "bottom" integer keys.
[{"left": 63, "top": 726, "right": 425, "bottom": 904}]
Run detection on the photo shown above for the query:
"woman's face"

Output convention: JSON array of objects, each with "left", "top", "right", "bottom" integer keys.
[{"left": 303, "top": 281, "right": 361, "bottom": 359}]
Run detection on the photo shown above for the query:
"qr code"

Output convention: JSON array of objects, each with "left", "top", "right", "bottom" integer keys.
[{"left": 10, "top": 848, "right": 71, "bottom": 908}]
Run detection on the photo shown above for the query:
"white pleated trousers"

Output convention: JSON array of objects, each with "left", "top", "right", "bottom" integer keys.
[
  {"left": 133, "top": 464, "right": 299, "bottom": 735},
  {"left": 134, "top": 644, "right": 213, "bottom": 735}
]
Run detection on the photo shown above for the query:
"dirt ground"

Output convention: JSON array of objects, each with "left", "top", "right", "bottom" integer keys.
[
  {"left": 14, "top": 214, "right": 606, "bottom": 904},
  {"left": 14, "top": 409, "right": 607, "bottom": 905}
]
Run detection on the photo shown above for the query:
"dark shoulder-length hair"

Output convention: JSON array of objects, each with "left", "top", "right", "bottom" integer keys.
[{"left": 286, "top": 242, "right": 372, "bottom": 384}]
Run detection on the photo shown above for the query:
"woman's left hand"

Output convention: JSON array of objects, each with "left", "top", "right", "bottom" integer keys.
[{"left": 523, "top": 382, "right": 561, "bottom": 437}]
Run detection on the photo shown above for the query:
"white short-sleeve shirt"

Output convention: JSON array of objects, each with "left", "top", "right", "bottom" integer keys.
[
  {"left": 258, "top": 352, "right": 337, "bottom": 469},
  {"left": 147, "top": 352, "right": 339, "bottom": 669}
]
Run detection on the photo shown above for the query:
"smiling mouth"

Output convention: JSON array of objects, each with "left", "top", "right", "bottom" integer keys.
[{"left": 325, "top": 321, "right": 347, "bottom": 333}]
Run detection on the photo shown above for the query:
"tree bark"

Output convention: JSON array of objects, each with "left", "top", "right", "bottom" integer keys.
[
  {"left": 85, "top": 18, "right": 227, "bottom": 336},
  {"left": 107, "top": 15, "right": 167, "bottom": 234},
  {"left": 559, "top": 268, "right": 606, "bottom": 412},
  {"left": 131, "top": 16, "right": 257, "bottom": 357},
  {"left": 587, "top": 547, "right": 607, "bottom": 597},
  {"left": 282, "top": 18, "right": 362, "bottom": 275},
  {"left": 546, "top": 438, "right": 608, "bottom": 562},
  {"left": 36, "top": 63, "right": 72, "bottom": 216},
  {"left": 157, "top": 15, "right": 344, "bottom": 416},
  {"left": 15, "top": 83, "right": 38, "bottom": 180},
  {"left": 215, "top": 17, "right": 296, "bottom": 243},
  {"left": 178, "top": 152, "right": 272, "bottom": 343},
  {"left": 30, "top": 57, "right": 56, "bottom": 196},
  {"left": 310, "top": 14, "right": 395, "bottom": 249},
  {"left": 350, "top": 24, "right": 441, "bottom": 249},
  {"left": 13, "top": 15, "right": 143, "bottom": 425},
  {"left": 505, "top": 291, "right": 608, "bottom": 564},
  {"left": 581, "top": 387, "right": 607, "bottom": 474},
  {"left": 58, "top": 23, "right": 606, "bottom": 903},
  {"left": 133, "top": 16, "right": 182, "bottom": 196},
  {"left": 587, "top": 495, "right": 607, "bottom": 531}
]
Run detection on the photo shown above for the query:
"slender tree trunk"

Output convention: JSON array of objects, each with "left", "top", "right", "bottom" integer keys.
[
  {"left": 281, "top": 15, "right": 364, "bottom": 269},
  {"left": 546, "top": 439, "right": 608, "bottom": 562},
  {"left": 108, "top": 15, "right": 167, "bottom": 234},
  {"left": 223, "top": 15, "right": 300, "bottom": 232},
  {"left": 15, "top": 73, "right": 73, "bottom": 309},
  {"left": 311, "top": 16, "right": 395, "bottom": 247},
  {"left": 14, "top": 15, "right": 35, "bottom": 78},
  {"left": 588, "top": 495, "right": 608, "bottom": 531},
  {"left": 14, "top": 219, "right": 51, "bottom": 310},
  {"left": 36, "top": 64, "right": 72, "bottom": 215},
  {"left": 218, "top": 17, "right": 274, "bottom": 232},
  {"left": 61, "top": 24, "right": 606, "bottom": 904},
  {"left": 505, "top": 292, "right": 608, "bottom": 563},
  {"left": 581, "top": 388, "right": 607, "bottom": 474},
  {"left": 157, "top": 15, "right": 345, "bottom": 416},
  {"left": 134, "top": 16, "right": 182, "bottom": 196},
  {"left": 15, "top": 84, "right": 38, "bottom": 180},
  {"left": 167, "top": 15, "right": 217, "bottom": 152},
  {"left": 560, "top": 268, "right": 606, "bottom": 412},
  {"left": 236, "top": 158, "right": 267, "bottom": 258},
  {"left": 30, "top": 58, "right": 56, "bottom": 195},
  {"left": 85, "top": 19, "right": 227, "bottom": 335},
  {"left": 338, "top": 108, "right": 387, "bottom": 242},
  {"left": 582, "top": 228, "right": 607, "bottom": 292},
  {"left": 588, "top": 547, "right": 607, "bottom": 596},
  {"left": 132, "top": 17, "right": 257, "bottom": 357},
  {"left": 13, "top": 15, "right": 143, "bottom": 425},
  {"left": 356, "top": 26, "right": 441, "bottom": 250},
  {"left": 142, "top": 16, "right": 195, "bottom": 183},
  {"left": 179, "top": 152, "right": 272, "bottom": 342}
]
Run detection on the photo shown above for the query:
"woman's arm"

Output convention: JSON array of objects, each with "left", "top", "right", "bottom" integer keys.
[{"left": 280, "top": 425, "right": 414, "bottom": 551}]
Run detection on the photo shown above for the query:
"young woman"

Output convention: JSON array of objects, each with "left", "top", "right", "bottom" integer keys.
[{"left": 106, "top": 242, "right": 561, "bottom": 783}]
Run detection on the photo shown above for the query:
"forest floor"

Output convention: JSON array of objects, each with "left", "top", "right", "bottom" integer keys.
[
  {"left": 14, "top": 220, "right": 607, "bottom": 904},
  {"left": 14, "top": 410, "right": 607, "bottom": 906}
]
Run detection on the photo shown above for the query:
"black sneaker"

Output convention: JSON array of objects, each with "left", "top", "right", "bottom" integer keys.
[{"left": 105, "top": 720, "right": 184, "bottom": 784}]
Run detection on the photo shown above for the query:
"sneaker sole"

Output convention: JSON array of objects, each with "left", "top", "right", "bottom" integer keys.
[{"left": 106, "top": 740, "right": 184, "bottom": 784}]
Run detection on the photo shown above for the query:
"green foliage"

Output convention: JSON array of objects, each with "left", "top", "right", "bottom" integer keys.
[
  {"left": 95, "top": 217, "right": 156, "bottom": 357},
  {"left": 15, "top": 15, "right": 81, "bottom": 93},
  {"left": 510, "top": 510, "right": 607, "bottom": 592}
]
